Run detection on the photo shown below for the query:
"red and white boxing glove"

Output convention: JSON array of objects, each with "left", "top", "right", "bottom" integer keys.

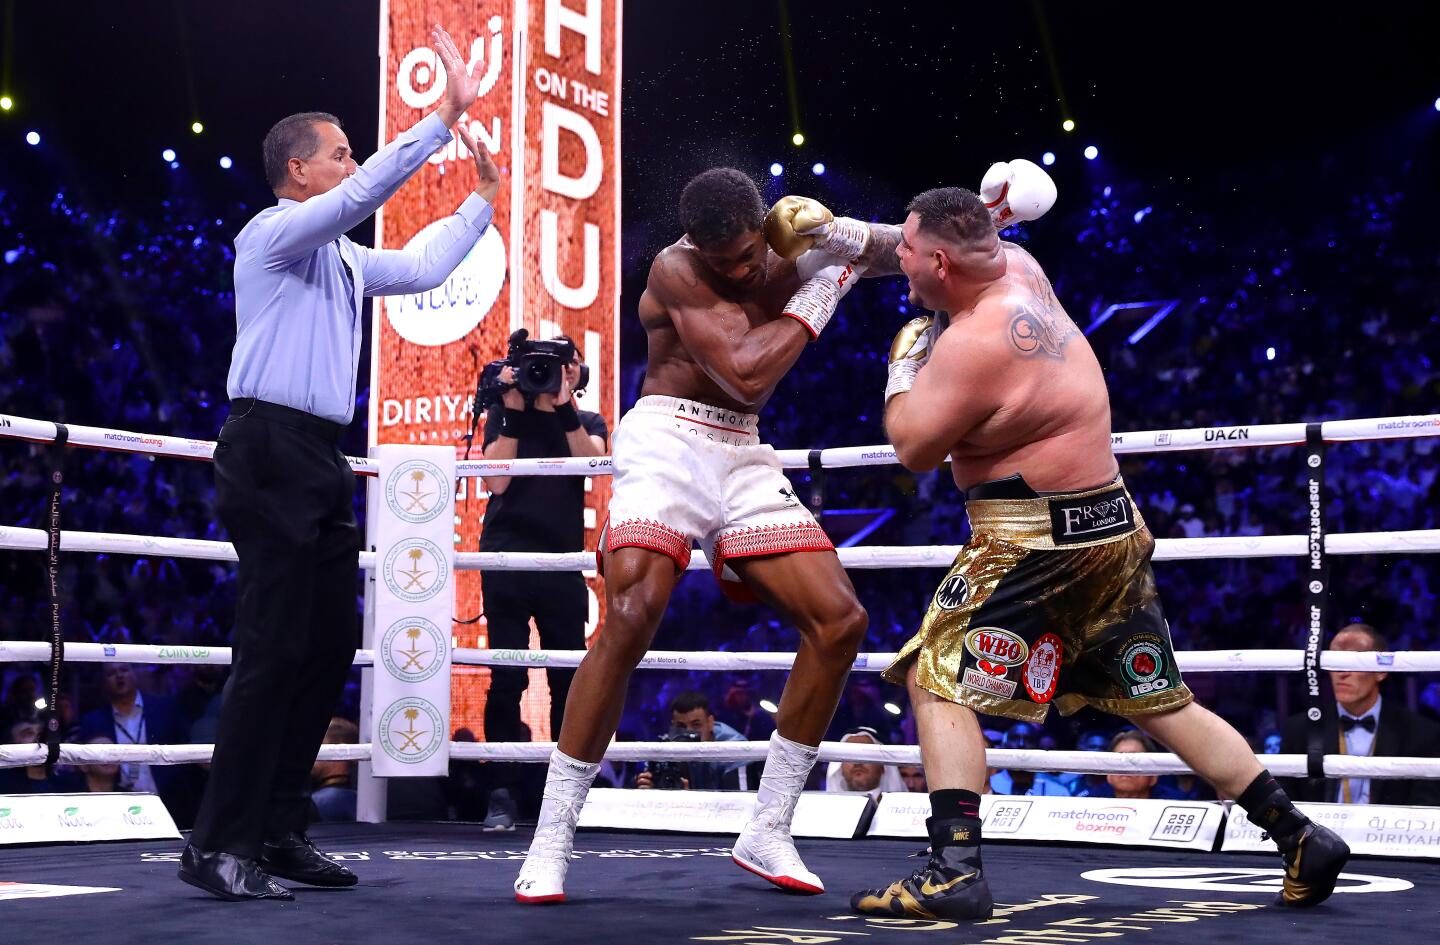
[
  {"left": 980, "top": 159, "right": 1057, "bottom": 229},
  {"left": 781, "top": 250, "right": 861, "bottom": 340}
]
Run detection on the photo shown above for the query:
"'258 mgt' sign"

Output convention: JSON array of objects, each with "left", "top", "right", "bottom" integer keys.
[{"left": 371, "top": 446, "right": 456, "bottom": 776}]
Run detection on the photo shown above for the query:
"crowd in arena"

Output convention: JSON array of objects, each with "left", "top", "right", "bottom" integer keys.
[{"left": 1, "top": 147, "right": 1436, "bottom": 821}]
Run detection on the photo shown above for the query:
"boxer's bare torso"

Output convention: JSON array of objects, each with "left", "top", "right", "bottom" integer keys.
[
  {"left": 637, "top": 237, "right": 805, "bottom": 414},
  {"left": 935, "top": 242, "right": 1115, "bottom": 492}
]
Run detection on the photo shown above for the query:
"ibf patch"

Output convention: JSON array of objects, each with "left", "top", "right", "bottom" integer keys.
[
  {"left": 1049, "top": 485, "right": 1134, "bottom": 545},
  {"left": 934, "top": 573, "right": 970, "bottom": 610},
  {"left": 1023, "top": 633, "right": 1064, "bottom": 703}
]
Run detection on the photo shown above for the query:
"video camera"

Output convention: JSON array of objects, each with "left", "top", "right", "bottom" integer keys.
[{"left": 476, "top": 329, "right": 590, "bottom": 413}]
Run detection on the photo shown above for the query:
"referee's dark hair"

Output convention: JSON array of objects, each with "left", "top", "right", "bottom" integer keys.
[{"left": 262, "top": 112, "right": 342, "bottom": 192}]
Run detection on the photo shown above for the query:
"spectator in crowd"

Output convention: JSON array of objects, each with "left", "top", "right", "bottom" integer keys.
[
  {"left": 717, "top": 678, "right": 776, "bottom": 742},
  {"left": 78, "top": 663, "right": 199, "bottom": 825},
  {"left": 309, "top": 717, "right": 358, "bottom": 823},
  {"left": 825, "top": 728, "right": 905, "bottom": 802},
  {"left": 898, "top": 764, "right": 927, "bottom": 793},
  {"left": 636, "top": 691, "right": 748, "bottom": 791},
  {"left": 1089, "top": 730, "right": 1160, "bottom": 800},
  {"left": 0, "top": 717, "right": 81, "bottom": 793},
  {"left": 988, "top": 723, "right": 1072, "bottom": 796},
  {"left": 1282, "top": 623, "right": 1440, "bottom": 806},
  {"left": 79, "top": 734, "right": 121, "bottom": 792}
]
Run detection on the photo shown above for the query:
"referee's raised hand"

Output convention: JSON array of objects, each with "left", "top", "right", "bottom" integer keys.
[{"left": 433, "top": 24, "right": 484, "bottom": 126}]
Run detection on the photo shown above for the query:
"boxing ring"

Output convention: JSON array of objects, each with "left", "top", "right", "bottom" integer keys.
[{"left": 3, "top": 410, "right": 1440, "bottom": 941}]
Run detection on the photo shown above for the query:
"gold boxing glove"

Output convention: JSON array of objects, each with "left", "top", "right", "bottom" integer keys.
[
  {"left": 764, "top": 195, "right": 870, "bottom": 261},
  {"left": 885, "top": 316, "right": 935, "bottom": 402}
]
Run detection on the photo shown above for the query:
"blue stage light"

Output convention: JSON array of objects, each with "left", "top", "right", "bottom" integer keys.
[
  {"left": 769, "top": 162, "right": 783, "bottom": 177},
  {"left": 1041, "top": 152, "right": 1055, "bottom": 166},
  {"left": 811, "top": 162, "right": 825, "bottom": 175},
  {"left": 162, "top": 148, "right": 177, "bottom": 162},
  {"left": 1084, "top": 145, "right": 1099, "bottom": 161},
  {"left": 219, "top": 156, "right": 233, "bottom": 169}
]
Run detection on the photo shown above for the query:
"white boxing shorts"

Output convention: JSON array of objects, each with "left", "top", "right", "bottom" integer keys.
[{"left": 599, "top": 396, "right": 834, "bottom": 600}]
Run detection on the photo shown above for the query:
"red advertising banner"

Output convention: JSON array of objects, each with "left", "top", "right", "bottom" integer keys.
[{"left": 374, "top": 0, "right": 620, "bottom": 739}]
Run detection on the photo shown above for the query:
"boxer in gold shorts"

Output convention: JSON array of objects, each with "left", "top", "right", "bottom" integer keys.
[
  {"left": 888, "top": 474, "right": 1193, "bottom": 724},
  {"left": 850, "top": 171, "right": 1350, "bottom": 921}
]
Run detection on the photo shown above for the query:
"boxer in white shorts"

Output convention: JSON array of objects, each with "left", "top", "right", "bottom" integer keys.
[
  {"left": 516, "top": 168, "right": 904, "bottom": 903},
  {"left": 602, "top": 395, "right": 828, "bottom": 602}
]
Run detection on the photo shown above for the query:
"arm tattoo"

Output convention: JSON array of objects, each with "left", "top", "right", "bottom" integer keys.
[
  {"left": 1005, "top": 246, "right": 1076, "bottom": 358},
  {"left": 856, "top": 223, "right": 903, "bottom": 277}
]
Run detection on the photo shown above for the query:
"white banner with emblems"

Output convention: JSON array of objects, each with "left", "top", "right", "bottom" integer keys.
[{"left": 370, "top": 445, "right": 455, "bottom": 776}]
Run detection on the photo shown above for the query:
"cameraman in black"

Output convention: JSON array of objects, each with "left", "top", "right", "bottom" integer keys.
[
  {"left": 635, "top": 691, "right": 752, "bottom": 791},
  {"left": 478, "top": 332, "right": 608, "bottom": 828}
]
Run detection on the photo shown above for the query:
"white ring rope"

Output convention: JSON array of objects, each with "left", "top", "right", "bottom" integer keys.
[
  {"left": 2, "top": 526, "right": 1439, "bottom": 570},
  {"left": 3, "top": 640, "right": 1439, "bottom": 674},
  {"left": 1, "top": 412, "right": 1437, "bottom": 476},
  {"left": 2, "top": 740, "right": 1438, "bottom": 780}
]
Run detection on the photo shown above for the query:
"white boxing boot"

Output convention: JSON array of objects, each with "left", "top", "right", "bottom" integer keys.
[
  {"left": 514, "top": 750, "right": 599, "bottom": 904},
  {"left": 732, "top": 732, "right": 824, "bottom": 894}
]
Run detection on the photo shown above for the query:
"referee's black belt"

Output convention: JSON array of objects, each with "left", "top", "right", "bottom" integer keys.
[{"left": 228, "top": 398, "right": 346, "bottom": 442}]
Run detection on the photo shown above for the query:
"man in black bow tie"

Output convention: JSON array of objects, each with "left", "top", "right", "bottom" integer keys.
[{"left": 1281, "top": 624, "right": 1440, "bottom": 806}]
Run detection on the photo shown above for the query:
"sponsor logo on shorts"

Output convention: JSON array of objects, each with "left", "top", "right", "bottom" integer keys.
[
  {"left": 965, "top": 627, "right": 1028, "bottom": 668},
  {"left": 1023, "top": 633, "right": 1064, "bottom": 703},
  {"left": 933, "top": 574, "right": 970, "bottom": 611},
  {"left": 961, "top": 666, "right": 1018, "bottom": 699},
  {"left": 1049, "top": 486, "right": 1133, "bottom": 544},
  {"left": 1120, "top": 635, "right": 1172, "bottom": 697}
]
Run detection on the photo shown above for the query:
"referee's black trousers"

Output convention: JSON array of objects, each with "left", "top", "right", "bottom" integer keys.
[{"left": 190, "top": 399, "right": 361, "bottom": 859}]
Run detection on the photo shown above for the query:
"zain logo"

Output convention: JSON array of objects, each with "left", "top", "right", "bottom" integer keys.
[{"left": 385, "top": 460, "right": 450, "bottom": 524}]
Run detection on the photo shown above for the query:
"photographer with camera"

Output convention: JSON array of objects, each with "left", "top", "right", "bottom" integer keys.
[
  {"left": 635, "top": 691, "right": 749, "bottom": 791},
  {"left": 477, "top": 330, "right": 608, "bottom": 828}
]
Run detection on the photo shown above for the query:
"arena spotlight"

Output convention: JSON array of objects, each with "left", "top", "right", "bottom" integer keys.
[
  {"left": 25, "top": 130, "right": 40, "bottom": 146},
  {"left": 883, "top": 702, "right": 902, "bottom": 716},
  {"left": 769, "top": 162, "right": 784, "bottom": 177},
  {"left": 759, "top": 699, "right": 780, "bottom": 714},
  {"left": 791, "top": 131, "right": 805, "bottom": 146},
  {"left": 1434, "top": 96, "right": 1440, "bottom": 112},
  {"left": 1266, "top": 346, "right": 1276, "bottom": 361},
  {"left": 191, "top": 121, "right": 204, "bottom": 135},
  {"left": 34, "top": 698, "right": 47, "bottom": 710},
  {"left": 1084, "top": 145, "right": 1099, "bottom": 161},
  {"left": 161, "top": 147, "right": 177, "bottom": 162},
  {"left": 811, "top": 162, "right": 825, "bottom": 175},
  {"left": 1062, "top": 119, "right": 1076, "bottom": 132},
  {"left": 219, "top": 155, "right": 233, "bottom": 170},
  {"left": 1042, "top": 151, "right": 1056, "bottom": 166},
  {"left": 0, "top": 96, "right": 13, "bottom": 111}
]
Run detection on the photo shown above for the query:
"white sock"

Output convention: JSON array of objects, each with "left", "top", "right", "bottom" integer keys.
[
  {"left": 531, "top": 749, "right": 600, "bottom": 847},
  {"left": 751, "top": 732, "right": 819, "bottom": 829}
]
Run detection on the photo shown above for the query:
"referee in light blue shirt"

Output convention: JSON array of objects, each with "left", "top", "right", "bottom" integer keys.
[{"left": 180, "top": 26, "right": 501, "bottom": 902}]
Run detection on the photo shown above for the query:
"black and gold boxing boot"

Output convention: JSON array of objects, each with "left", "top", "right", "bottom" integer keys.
[
  {"left": 1238, "top": 770, "right": 1350, "bottom": 907},
  {"left": 851, "top": 816, "right": 993, "bottom": 920}
]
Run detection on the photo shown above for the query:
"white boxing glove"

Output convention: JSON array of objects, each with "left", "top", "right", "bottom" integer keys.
[
  {"left": 980, "top": 158, "right": 1057, "bottom": 229},
  {"left": 782, "top": 250, "right": 861, "bottom": 340}
]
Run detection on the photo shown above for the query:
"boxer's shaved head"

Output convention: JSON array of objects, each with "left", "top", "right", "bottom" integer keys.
[
  {"left": 680, "top": 168, "right": 766, "bottom": 248},
  {"left": 906, "top": 187, "right": 994, "bottom": 247}
]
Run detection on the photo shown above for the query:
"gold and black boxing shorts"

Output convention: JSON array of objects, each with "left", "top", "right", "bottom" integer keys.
[{"left": 886, "top": 474, "right": 1193, "bottom": 723}]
